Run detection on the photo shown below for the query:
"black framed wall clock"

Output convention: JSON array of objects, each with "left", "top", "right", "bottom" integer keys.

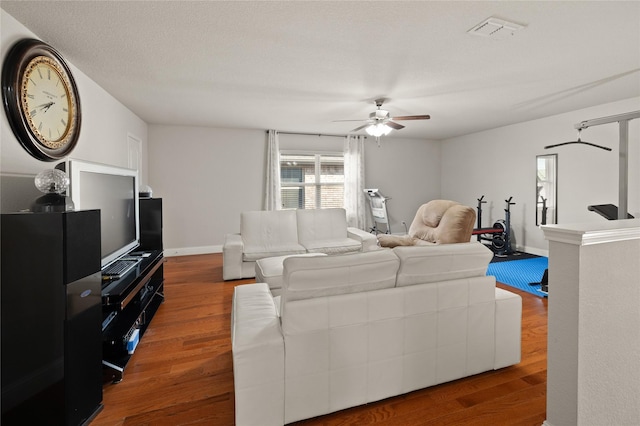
[{"left": 2, "top": 38, "right": 81, "bottom": 161}]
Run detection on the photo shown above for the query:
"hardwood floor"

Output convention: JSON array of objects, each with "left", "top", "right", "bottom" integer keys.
[{"left": 91, "top": 253, "right": 548, "bottom": 425}]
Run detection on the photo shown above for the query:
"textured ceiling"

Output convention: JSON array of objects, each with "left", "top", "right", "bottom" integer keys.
[{"left": 2, "top": 1, "right": 640, "bottom": 140}]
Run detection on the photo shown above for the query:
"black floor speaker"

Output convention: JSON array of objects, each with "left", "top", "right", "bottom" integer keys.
[{"left": 1, "top": 210, "right": 103, "bottom": 425}]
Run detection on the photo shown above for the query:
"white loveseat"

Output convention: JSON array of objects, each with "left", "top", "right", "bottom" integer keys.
[
  {"left": 231, "top": 242, "right": 522, "bottom": 425},
  {"left": 223, "top": 208, "right": 378, "bottom": 280}
]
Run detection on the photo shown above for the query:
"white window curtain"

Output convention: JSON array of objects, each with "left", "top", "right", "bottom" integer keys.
[
  {"left": 343, "top": 134, "right": 366, "bottom": 229},
  {"left": 264, "top": 129, "right": 281, "bottom": 210}
]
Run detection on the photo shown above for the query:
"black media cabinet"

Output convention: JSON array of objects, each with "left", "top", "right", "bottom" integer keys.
[{"left": 102, "top": 197, "right": 164, "bottom": 383}]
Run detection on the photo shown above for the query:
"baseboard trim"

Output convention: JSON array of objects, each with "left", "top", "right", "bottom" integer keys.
[
  {"left": 519, "top": 245, "right": 548, "bottom": 257},
  {"left": 163, "top": 245, "right": 222, "bottom": 257}
]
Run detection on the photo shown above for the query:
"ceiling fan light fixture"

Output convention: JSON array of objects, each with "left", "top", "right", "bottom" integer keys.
[
  {"left": 341, "top": 98, "right": 430, "bottom": 137},
  {"left": 365, "top": 123, "right": 393, "bottom": 137}
]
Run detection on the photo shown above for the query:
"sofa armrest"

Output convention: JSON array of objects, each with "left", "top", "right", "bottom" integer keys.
[
  {"left": 494, "top": 287, "right": 522, "bottom": 369},
  {"left": 232, "top": 283, "right": 285, "bottom": 426},
  {"left": 347, "top": 227, "right": 379, "bottom": 251},
  {"left": 223, "top": 233, "right": 244, "bottom": 280}
]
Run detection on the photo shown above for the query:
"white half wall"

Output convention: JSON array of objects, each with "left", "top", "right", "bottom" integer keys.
[
  {"left": 441, "top": 97, "right": 640, "bottom": 254},
  {"left": 542, "top": 220, "right": 640, "bottom": 426}
]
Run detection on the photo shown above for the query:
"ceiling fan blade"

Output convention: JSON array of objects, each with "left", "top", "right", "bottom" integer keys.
[
  {"left": 392, "top": 115, "right": 431, "bottom": 121},
  {"left": 332, "top": 119, "right": 367, "bottom": 122},
  {"left": 385, "top": 120, "right": 405, "bottom": 130},
  {"left": 350, "top": 124, "right": 370, "bottom": 132}
]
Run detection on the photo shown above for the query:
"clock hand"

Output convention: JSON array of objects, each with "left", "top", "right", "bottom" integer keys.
[
  {"left": 34, "top": 101, "right": 55, "bottom": 109},
  {"left": 41, "top": 101, "right": 55, "bottom": 112}
]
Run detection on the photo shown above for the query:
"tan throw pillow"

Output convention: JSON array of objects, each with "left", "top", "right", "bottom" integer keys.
[{"left": 377, "top": 234, "right": 417, "bottom": 248}]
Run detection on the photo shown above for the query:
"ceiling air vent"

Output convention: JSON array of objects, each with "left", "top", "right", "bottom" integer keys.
[{"left": 467, "top": 17, "right": 525, "bottom": 39}]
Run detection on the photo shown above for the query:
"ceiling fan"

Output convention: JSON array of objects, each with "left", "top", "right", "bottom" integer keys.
[{"left": 335, "top": 98, "right": 430, "bottom": 138}]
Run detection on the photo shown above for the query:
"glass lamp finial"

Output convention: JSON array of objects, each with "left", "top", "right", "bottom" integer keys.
[
  {"left": 34, "top": 169, "right": 70, "bottom": 195},
  {"left": 31, "top": 169, "right": 74, "bottom": 212}
]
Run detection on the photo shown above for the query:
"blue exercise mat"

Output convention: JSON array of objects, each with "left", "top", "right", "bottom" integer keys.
[{"left": 487, "top": 257, "right": 548, "bottom": 297}]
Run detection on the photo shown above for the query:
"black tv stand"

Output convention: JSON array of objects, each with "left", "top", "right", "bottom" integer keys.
[
  {"left": 101, "top": 250, "right": 164, "bottom": 383},
  {"left": 102, "top": 198, "right": 165, "bottom": 383}
]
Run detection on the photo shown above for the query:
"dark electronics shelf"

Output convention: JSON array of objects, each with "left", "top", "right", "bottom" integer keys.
[
  {"left": 101, "top": 250, "right": 165, "bottom": 383},
  {"left": 102, "top": 198, "right": 164, "bottom": 383},
  {"left": 101, "top": 250, "right": 164, "bottom": 307}
]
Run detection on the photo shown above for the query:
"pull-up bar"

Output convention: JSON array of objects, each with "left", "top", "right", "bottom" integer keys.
[
  {"left": 577, "top": 111, "right": 639, "bottom": 220},
  {"left": 548, "top": 110, "right": 639, "bottom": 220}
]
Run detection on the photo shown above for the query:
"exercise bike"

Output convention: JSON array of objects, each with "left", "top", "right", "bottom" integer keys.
[{"left": 472, "top": 196, "right": 516, "bottom": 256}]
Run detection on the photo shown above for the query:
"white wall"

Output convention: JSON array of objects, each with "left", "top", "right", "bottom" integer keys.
[
  {"left": 364, "top": 136, "right": 441, "bottom": 234},
  {"left": 147, "top": 125, "right": 266, "bottom": 255},
  {"left": 441, "top": 97, "right": 640, "bottom": 255},
  {"left": 1, "top": 10, "right": 148, "bottom": 211},
  {"left": 148, "top": 127, "right": 442, "bottom": 254},
  {"left": 152, "top": 97, "right": 640, "bottom": 257}
]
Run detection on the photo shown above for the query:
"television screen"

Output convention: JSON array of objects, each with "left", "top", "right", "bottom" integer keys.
[{"left": 61, "top": 160, "right": 140, "bottom": 268}]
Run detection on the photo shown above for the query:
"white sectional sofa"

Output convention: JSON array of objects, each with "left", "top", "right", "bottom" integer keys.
[
  {"left": 223, "top": 208, "right": 378, "bottom": 280},
  {"left": 231, "top": 242, "right": 522, "bottom": 425}
]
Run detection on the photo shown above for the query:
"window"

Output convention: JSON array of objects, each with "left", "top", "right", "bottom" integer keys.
[{"left": 280, "top": 152, "right": 344, "bottom": 209}]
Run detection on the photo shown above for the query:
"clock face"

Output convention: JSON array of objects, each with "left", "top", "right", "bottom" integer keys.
[
  {"left": 21, "top": 56, "right": 75, "bottom": 149},
  {"left": 2, "top": 39, "right": 81, "bottom": 161}
]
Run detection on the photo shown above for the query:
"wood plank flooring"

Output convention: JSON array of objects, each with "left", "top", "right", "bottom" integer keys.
[{"left": 91, "top": 253, "right": 547, "bottom": 425}]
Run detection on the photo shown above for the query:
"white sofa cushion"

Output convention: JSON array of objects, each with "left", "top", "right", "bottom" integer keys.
[
  {"left": 393, "top": 242, "right": 492, "bottom": 287},
  {"left": 296, "top": 208, "right": 362, "bottom": 254},
  {"left": 241, "top": 210, "right": 306, "bottom": 261},
  {"left": 281, "top": 250, "right": 399, "bottom": 304},
  {"left": 255, "top": 253, "right": 327, "bottom": 296}
]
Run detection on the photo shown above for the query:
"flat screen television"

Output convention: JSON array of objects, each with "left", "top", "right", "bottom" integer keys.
[{"left": 58, "top": 159, "right": 140, "bottom": 268}]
